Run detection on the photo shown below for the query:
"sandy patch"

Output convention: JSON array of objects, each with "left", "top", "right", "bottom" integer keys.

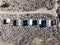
[{"left": 32, "top": 37, "right": 43, "bottom": 45}]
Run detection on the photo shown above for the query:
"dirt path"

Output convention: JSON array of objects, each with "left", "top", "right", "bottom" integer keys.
[
  {"left": 0, "top": 9, "right": 57, "bottom": 16},
  {"left": 0, "top": 0, "right": 58, "bottom": 17}
]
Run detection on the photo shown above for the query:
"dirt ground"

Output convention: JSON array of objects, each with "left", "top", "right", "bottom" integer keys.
[{"left": 0, "top": 0, "right": 60, "bottom": 45}]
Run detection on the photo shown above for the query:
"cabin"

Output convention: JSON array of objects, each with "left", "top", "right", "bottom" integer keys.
[
  {"left": 51, "top": 20, "right": 57, "bottom": 26},
  {"left": 23, "top": 20, "right": 28, "bottom": 26},
  {"left": 13, "top": 19, "right": 19, "bottom": 26},
  {"left": 40, "top": 20, "right": 46, "bottom": 28},
  {"left": 23, "top": 19, "right": 32, "bottom": 26},
  {"left": 3, "top": 18, "right": 10, "bottom": 24},
  {"left": 33, "top": 20, "right": 41, "bottom": 25},
  {"left": 46, "top": 20, "right": 51, "bottom": 27},
  {"left": 27, "top": 19, "right": 32, "bottom": 25}
]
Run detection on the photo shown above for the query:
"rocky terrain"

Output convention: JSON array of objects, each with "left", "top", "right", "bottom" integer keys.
[
  {"left": 0, "top": 0, "right": 55, "bottom": 11},
  {"left": 0, "top": 0, "right": 60, "bottom": 45},
  {"left": 0, "top": 13, "right": 60, "bottom": 45}
]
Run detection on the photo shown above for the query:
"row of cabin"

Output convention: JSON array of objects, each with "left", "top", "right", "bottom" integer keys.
[{"left": 3, "top": 18, "right": 59, "bottom": 27}]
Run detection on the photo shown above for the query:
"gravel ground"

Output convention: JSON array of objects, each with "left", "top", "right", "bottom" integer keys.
[
  {"left": 0, "top": 13, "right": 60, "bottom": 45},
  {"left": 0, "top": 0, "right": 60, "bottom": 45},
  {"left": 0, "top": 0, "right": 55, "bottom": 11}
]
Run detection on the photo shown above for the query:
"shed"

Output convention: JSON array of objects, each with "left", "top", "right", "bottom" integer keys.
[
  {"left": 27, "top": 19, "right": 32, "bottom": 25},
  {"left": 51, "top": 19, "right": 56, "bottom": 26},
  {"left": 33, "top": 20, "right": 41, "bottom": 25},
  {"left": 3, "top": 18, "right": 10, "bottom": 24},
  {"left": 46, "top": 20, "right": 51, "bottom": 27},
  {"left": 13, "top": 19, "right": 20, "bottom": 26},
  {"left": 23, "top": 20, "right": 28, "bottom": 26},
  {"left": 40, "top": 20, "right": 46, "bottom": 28},
  {"left": 23, "top": 19, "right": 32, "bottom": 26}
]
